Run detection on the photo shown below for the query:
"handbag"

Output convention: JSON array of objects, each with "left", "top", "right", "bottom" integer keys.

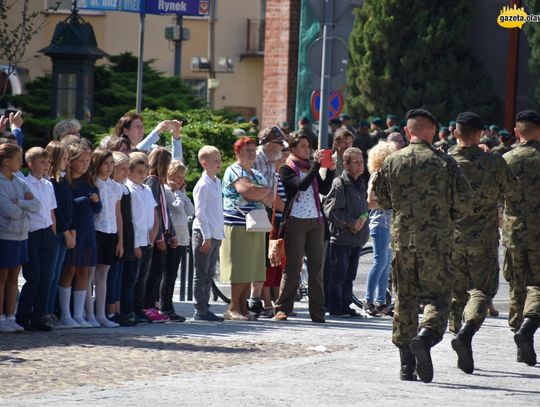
[
  {"left": 234, "top": 205, "right": 273, "bottom": 232},
  {"left": 268, "top": 177, "right": 287, "bottom": 266}
]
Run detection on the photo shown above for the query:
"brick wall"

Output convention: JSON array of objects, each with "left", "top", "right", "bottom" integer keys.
[{"left": 262, "top": 0, "right": 301, "bottom": 129}]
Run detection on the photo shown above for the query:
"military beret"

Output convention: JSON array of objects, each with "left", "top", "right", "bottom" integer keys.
[
  {"left": 330, "top": 118, "right": 342, "bottom": 126},
  {"left": 358, "top": 120, "right": 370, "bottom": 127},
  {"left": 448, "top": 120, "right": 457, "bottom": 127},
  {"left": 390, "top": 125, "right": 401, "bottom": 132},
  {"left": 299, "top": 116, "right": 310, "bottom": 125},
  {"left": 499, "top": 129, "right": 510, "bottom": 137},
  {"left": 456, "top": 112, "right": 485, "bottom": 130},
  {"left": 516, "top": 110, "right": 540, "bottom": 126},
  {"left": 489, "top": 124, "right": 499, "bottom": 131},
  {"left": 386, "top": 114, "right": 397, "bottom": 120},
  {"left": 439, "top": 126, "right": 449, "bottom": 134},
  {"left": 405, "top": 109, "right": 438, "bottom": 125},
  {"left": 340, "top": 113, "right": 351, "bottom": 121},
  {"left": 371, "top": 116, "right": 383, "bottom": 126}
]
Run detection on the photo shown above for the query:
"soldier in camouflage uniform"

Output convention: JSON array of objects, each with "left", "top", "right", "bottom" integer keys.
[
  {"left": 374, "top": 109, "right": 471, "bottom": 383},
  {"left": 502, "top": 110, "right": 540, "bottom": 366},
  {"left": 447, "top": 112, "right": 519, "bottom": 374}
]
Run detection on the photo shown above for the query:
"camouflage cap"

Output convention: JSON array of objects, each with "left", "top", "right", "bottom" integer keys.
[
  {"left": 456, "top": 112, "right": 485, "bottom": 130},
  {"left": 405, "top": 108, "right": 438, "bottom": 125},
  {"left": 516, "top": 110, "right": 540, "bottom": 126}
]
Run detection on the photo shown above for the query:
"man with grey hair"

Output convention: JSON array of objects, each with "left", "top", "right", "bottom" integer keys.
[
  {"left": 53, "top": 119, "right": 82, "bottom": 140},
  {"left": 387, "top": 132, "right": 406, "bottom": 150}
]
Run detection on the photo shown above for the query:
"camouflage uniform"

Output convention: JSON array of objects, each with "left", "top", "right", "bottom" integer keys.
[
  {"left": 447, "top": 146, "right": 519, "bottom": 333},
  {"left": 502, "top": 141, "right": 540, "bottom": 330},
  {"left": 491, "top": 143, "right": 513, "bottom": 156},
  {"left": 374, "top": 140, "right": 471, "bottom": 347}
]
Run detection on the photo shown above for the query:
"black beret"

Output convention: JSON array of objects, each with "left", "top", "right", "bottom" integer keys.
[
  {"left": 405, "top": 108, "right": 438, "bottom": 125},
  {"left": 516, "top": 110, "right": 540, "bottom": 126},
  {"left": 456, "top": 112, "right": 485, "bottom": 130}
]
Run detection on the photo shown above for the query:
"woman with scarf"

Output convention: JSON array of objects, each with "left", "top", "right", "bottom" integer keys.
[{"left": 273, "top": 133, "right": 335, "bottom": 323}]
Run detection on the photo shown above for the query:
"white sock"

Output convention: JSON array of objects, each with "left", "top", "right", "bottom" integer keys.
[
  {"left": 73, "top": 290, "right": 87, "bottom": 319},
  {"left": 58, "top": 286, "right": 72, "bottom": 320},
  {"left": 94, "top": 264, "right": 110, "bottom": 318},
  {"left": 107, "top": 313, "right": 115, "bottom": 319},
  {"left": 85, "top": 268, "right": 96, "bottom": 318}
]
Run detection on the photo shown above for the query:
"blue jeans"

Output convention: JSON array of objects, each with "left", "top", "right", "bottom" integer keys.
[
  {"left": 46, "top": 233, "right": 67, "bottom": 315},
  {"left": 327, "top": 243, "right": 362, "bottom": 313},
  {"left": 365, "top": 226, "right": 392, "bottom": 304}
]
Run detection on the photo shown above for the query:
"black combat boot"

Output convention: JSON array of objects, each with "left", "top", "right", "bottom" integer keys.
[
  {"left": 399, "top": 346, "right": 417, "bottom": 381},
  {"left": 410, "top": 327, "right": 438, "bottom": 383},
  {"left": 451, "top": 321, "right": 477, "bottom": 374},
  {"left": 514, "top": 318, "right": 538, "bottom": 366}
]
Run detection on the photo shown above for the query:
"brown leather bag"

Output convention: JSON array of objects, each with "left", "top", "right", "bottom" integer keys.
[{"left": 268, "top": 179, "right": 287, "bottom": 267}]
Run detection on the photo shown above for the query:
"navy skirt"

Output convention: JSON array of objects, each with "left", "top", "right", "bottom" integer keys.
[{"left": 0, "top": 239, "right": 28, "bottom": 268}]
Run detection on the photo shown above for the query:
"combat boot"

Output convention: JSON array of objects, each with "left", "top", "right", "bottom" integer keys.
[
  {"left": 451, "top": 321, "right": 477, "bottom": 374},
  {"left": 398, "top": 346, "right": 417, "bottom": 381},
  {"left": 514, "top": 318, "right": 538, "bottom": 366},
  {"left": 410, "top": 327, "right": 438, "bottom": 383}
]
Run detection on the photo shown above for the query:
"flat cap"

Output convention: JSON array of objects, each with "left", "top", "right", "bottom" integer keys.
[
  {"left": 405, "top": 109, "right": 438, "bottom": 125},
  {"left": 516, "top": 110, "right": 540, "bottom": 126},
  {"left": 456, "top": 112, "right": 485, "bottom": 130},
  {"left": 258, "top": 126, "right": 285, "bottom": 145}
]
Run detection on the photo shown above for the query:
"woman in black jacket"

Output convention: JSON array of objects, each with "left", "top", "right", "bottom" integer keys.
[{"left": 274, "top": 133, "right": 335, "bottom": 322}]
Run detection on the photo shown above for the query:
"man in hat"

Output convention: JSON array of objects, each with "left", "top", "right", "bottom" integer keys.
[
  {"left": 294, "top": 116, "right": 319, "bottom": 150},
  {"left": 374, "top": 108, "right": 471, "bottom": 383},
  {"left": 384, "top": 114, "right": 398, "bottom": 136},
  {"left": 480, "top": 124, "right": 500, "bottom": 149},
  {"left": 340, "top": 113, "right": 357, "bottom": 137},
  {"left": 491, "top": 129, "right": 513, "bottom": 156},
  {"left": 434, "top": 127, "right": 450, "bottom": 152},
  {"left": 447, "top": 112, "right": 519, "bottom": 374},
  {"left": 370, "top": 116, "right": 385, "bottom": 143},
  {"left": 502, "top": 109, "right": 540, "bottom": 366},
  {"left": 353, "top": 119, "right": 374, "bottom": 187}
]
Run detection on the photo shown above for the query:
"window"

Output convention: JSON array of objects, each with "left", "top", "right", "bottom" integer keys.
[{"left": 56, "top": 72, "right": 77, "bottom": 118}]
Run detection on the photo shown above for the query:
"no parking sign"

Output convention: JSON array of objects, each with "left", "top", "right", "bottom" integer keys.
[{"left": 310, "top": 90, "right": 344, "bottom": 121}]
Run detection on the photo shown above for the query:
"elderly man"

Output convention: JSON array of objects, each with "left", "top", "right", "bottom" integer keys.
[
  {"left": 503, "top": 110, "right": 540, "bottom": 366},
  {"left": 248, "top": 126, "right": 287, "bottom": 316},
  {"left": 374, "top": 108, "right": 471, "bottom": 383},
  {"left": 323, "top": 147, "right": 369, "bottom": 317}
]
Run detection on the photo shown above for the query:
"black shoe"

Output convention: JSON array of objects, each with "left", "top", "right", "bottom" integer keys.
[
  {"left": 111, "top": 313, "right": 137, "bottom": 327},
  {"left": 399, "top": 346, "right": 417, "bottom": 381},
  {"left": 163, "top": 310, "right": 186, "bottom": 322},
  {"left": 365, "top": 302, "right": 381, "bottom": 317},
  {"left": 451, "top": 322, "right": 476, "bottom": 374},
  {"left": 247, "top": 297, "right": 264, "bottom": 315},
  {"left": 16, "top": 318, "right": 35, "bottom": 332},
  {"left": 31, "top": 318, "right": 53, "bottom": 332},
  {"left": 311, "top": 315, "right": 326, "bottom": 323},
  {"left": 135, "top": 312, "right": 153, "bottom": 324},
  {"left": 514, "top": 318, "right": 538, "bottom": 366},
  {"left": 410, "top": 328, "right": 437, "bottom": 383}
]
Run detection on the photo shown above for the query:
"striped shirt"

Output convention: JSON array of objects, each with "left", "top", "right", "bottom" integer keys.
[{"left": 222, "top": 163, "right": 267, "bottom": 226}]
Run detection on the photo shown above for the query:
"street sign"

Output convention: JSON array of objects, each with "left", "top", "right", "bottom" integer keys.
[
  {"left": 308, "top": 37, "right": 348, "bottom": 77},
  {"left": 78, "top": 0, "right": 210, "bottom": 16},
  {"left": 310, "top": 90, "right": 344, "bottom": 121},
  {"left": 308, "top": 0, "right": 351, "bottom": 24}
]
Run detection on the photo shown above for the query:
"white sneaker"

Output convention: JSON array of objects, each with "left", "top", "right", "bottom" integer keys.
[
  {"left": 59, "top": 316, "right": 82, "bottom": 329},
  {"left": 0, "top": 316, "right": 15, "bottom": 333},
  {"left": 73, "top": 316, "right": 92, "bottom": 328},
  {"left": 85, "top": 316, "right": 102, "bottom": 328},
  {"left": 6, "top": 316, "right": 24, "bottom": 332},
  {"left": 96, "top": 315, "right": 119, "bottom": 328},
  {"left": 48, "top": 314, "right": 64, "bottom": 330}
]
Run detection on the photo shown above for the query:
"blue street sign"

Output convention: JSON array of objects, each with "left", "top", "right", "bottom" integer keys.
[{"left": 78, "top": 0, "right": 210, "bottom": 16}]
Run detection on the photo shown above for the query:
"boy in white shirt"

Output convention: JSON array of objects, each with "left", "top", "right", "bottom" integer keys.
[
  {"left": 126, "top": 154, "right": 158, "bottom": 324},
  {"left": 16, "top": 147, "right": 57, "bottom": 331},
  {"left": 192, "top": 146, "right": 225, "bottom": 321}
]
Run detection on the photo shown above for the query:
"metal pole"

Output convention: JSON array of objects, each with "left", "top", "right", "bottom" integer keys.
[
  {"left": 207, "top": 0, "right": 216, "bottom": 109},
  {"left": 504, "top": 0, "right": 521, "bottom": 132},
  {"left": 136, "top": 3, "right": 146, "bottom": 113},
  {"left": 174, "top": 14, "right": 183, "bottom": 77},
  {"left": 318, "top": 0, "right": 333, "bottom": 149}
]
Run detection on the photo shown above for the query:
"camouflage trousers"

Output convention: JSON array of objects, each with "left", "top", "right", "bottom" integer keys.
[
  {"left": 448, "top": 243, "right": 499, "bottom": 333},
  {"left": 503, "top": 247, "right": 540, "bottom": 331},
  {"left": 391, "top": 249, "right": 453, "bottom": 347}
]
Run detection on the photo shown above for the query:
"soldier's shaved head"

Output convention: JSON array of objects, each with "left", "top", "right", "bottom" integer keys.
[{"left": 405, "top": 116, "right": 436, "bottom": 143}]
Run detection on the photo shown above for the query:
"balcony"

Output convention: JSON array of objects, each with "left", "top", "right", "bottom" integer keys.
[{"left": 242, "top": 19, "right": 265, "bottom": 59}]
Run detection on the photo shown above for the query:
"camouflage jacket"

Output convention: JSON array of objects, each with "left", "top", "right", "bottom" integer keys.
[
  {"left": 374, "top": 140, "right": 471, "bottom": 252},
  {"left": 502, "top": 140, "right": 540, "bottom": 249},
  {"left": 449, "top": 145, "right": 519, "bottom": 246}
]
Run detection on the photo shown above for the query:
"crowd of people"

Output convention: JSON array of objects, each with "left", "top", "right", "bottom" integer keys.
[{"left": 0, "top": 106, "right": 539, "bottom": 384}]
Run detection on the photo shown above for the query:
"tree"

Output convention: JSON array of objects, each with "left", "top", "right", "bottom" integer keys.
[
  {"left": 524, "top": 0, "right": 540, "bottom": 110},
  {"left": 0, "top": 0, "right": 48, "bottom": 101},
  {"left": 346, "top": 1, "right": 501, "bottom": 124}
]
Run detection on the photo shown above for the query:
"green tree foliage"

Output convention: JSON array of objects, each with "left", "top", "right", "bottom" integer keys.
[
  {"left": 525, "top": 0, "right": 540, "bottom": 110},
  {"left": 346, "top": 1, "right": 501, "bottom": 123}
]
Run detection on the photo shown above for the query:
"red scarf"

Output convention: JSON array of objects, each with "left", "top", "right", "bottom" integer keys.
[{"left": 286, "top": 157, "right": 322, "bottom": 221}]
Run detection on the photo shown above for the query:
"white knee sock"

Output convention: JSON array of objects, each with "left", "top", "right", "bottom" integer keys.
[
  {"left": 73, "top": 290, "right": 87, "bottom": 319},
  {"left": 58, "top": 286, "right": 72, "bottom": 320},
  {"left": 94, "top": 264, "right": 110, "bottom": 318},
  {"left": 85, "top": 268, "right": 96, "bottom": 318}
]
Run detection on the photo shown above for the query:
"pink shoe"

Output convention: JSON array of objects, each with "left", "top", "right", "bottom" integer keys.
[{"left": 144, "top": 308, "right": 169, "bottom": 322}]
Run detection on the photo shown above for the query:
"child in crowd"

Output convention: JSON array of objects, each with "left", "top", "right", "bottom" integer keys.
[
  {"left": 127, "top": 153, "right": 158, "bottom": 324},
  {"left": 16, "top": 147, "right": 57, "bottom": 331},
  {"left": 45, "top": 140, "right": 75, "bottom": 329},
  {"left": 192, "top": 146, "right": 225, "bottom": 321},
  {"left": 143, "top": 147, "right": 178, "bottom": 322},
  {"left": 58, "top": 141, "right": 102, "bottom": 329},
  {"left": 106, "top": 151, "right": 136, "bottom": 326},
  {"left": 164, "top": 159, "right": 194, "bottom": 320},
  {"left": 86, "top": 147, "right": 124, "bottom": 328},
  {"left": 0, "top": 143, "right": 40, "bottom": 333}
]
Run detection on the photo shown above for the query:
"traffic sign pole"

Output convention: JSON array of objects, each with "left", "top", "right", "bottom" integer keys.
[
  {"left": 318, "top": 0, "right": 333, "bottom": 149},
  {"left": 136, "top": 4, "right": 146, "bottom": 114}
]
